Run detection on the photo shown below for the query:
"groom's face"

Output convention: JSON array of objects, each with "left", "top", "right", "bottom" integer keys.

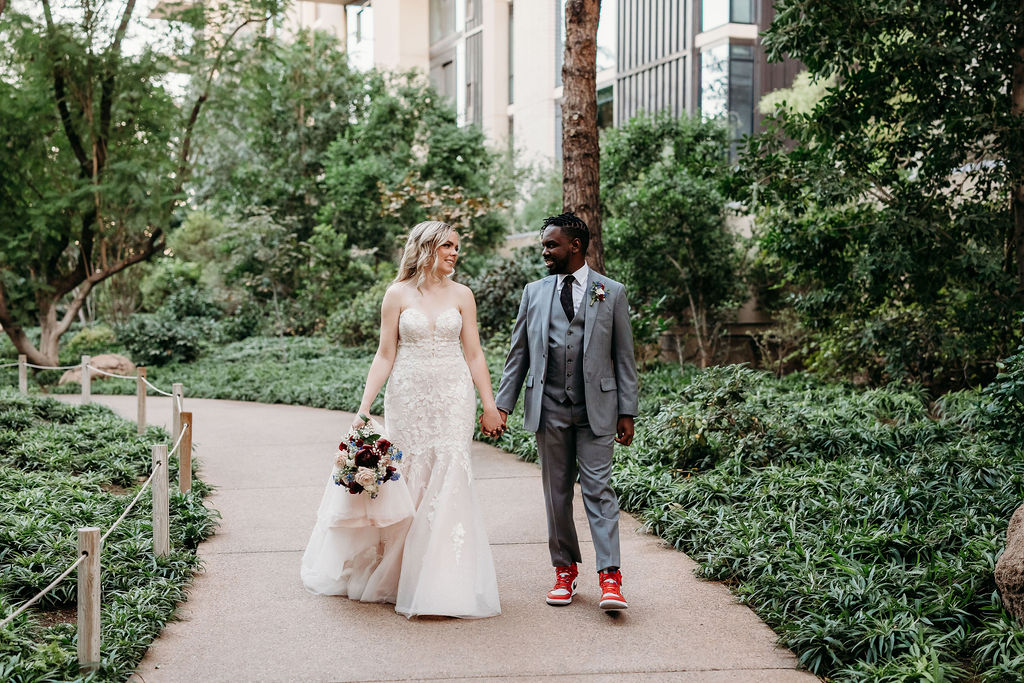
[{"left": 541, "top": 226, "right": 577, "bottom": 274}]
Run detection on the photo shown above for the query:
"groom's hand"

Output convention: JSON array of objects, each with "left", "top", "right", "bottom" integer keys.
[{"left": 614, "top": 416, "right": 635, "bottom": 446}]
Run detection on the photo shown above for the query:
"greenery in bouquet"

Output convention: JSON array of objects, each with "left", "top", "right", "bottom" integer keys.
[{"left": 333, "top": 419, "right": 403, "bottom": 497}]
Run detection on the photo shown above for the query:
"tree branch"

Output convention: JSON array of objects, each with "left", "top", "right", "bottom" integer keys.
[
  {"left": 41, "top": 0, "right": 91, "bottom": 174},
  {"left": 98, "top": 0, "right": 137, "bottom": 170},
  {"left": 176, "top": 15, "right": 267, "bottom": 194},
  {"left": 53, "top": 229, "right": 164, "bottom": 338},
  {"left": 0, "top": 282, "right": 47, "bottom": 364}
]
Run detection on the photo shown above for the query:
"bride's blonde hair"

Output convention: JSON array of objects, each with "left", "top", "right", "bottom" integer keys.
[{"left": 393, "top": 221, "right": 457, "bottom": 289}]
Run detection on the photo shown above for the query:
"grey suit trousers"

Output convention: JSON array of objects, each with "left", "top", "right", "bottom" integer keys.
[{"left": 536, "top": 392, "right": 620, "bottom": 571}]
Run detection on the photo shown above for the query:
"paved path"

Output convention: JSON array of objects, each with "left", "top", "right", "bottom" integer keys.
[{"left": 69, "top": 395, "right": 816, "bottom": 682}]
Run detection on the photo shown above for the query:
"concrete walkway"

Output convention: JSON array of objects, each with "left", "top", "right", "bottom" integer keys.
[{"left": 71, "top": 395, "right": 816, "bottom": 682}]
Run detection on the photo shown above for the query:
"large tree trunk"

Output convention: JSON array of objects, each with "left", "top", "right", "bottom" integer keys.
[
  {"left": 561, "top": 0, "right": 604, "bottom": 274},
  {"left": 1013, "top": 4, "right": 1024, "bottom": 297}
]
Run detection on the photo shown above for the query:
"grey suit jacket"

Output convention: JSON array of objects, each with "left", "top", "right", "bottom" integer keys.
[{"left": 495, "top": 270, "right": 639, "bottom": 436}]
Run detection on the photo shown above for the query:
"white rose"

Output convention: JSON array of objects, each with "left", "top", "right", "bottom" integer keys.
[{"left": 354, "top": 467, "right": 377, "bottom": 488}]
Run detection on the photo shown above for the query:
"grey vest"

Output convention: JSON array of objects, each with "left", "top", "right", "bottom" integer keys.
[{"left": 544, "top": 281, "right": 586, "bottom": 404}]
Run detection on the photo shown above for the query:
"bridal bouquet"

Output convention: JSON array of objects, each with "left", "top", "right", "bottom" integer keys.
[{"left": 333, "top": 417, "right": 403, "bottom": 498}]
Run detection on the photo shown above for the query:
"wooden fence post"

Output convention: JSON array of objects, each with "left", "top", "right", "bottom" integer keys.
[
  {"left": 18, "top": 354, "right": 27, "bottom": 394},
  {"left": 77, "top": 527, "right": 101, "bottom": 672},
  {"left": 136, "top": 367, "right": 147, "bottom": 436},
  {"left": 179, "top": 412, "right": 193, "bottom": 494},
  {"left": 171, "top": 383, "right": 183, "bottom": 444},
  {"left": 81, "top": 355, "right": 91, "bottom": 405},
  {"left": 152, "top": 445, "right": 169, "bottom": 557}
]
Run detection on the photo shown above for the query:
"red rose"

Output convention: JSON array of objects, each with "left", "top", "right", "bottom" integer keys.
[
  {"left": 354, "top": 445, "right": 377, "bottom": 468},
  {"left": 348, "top": 482, "right": 364, "bottom": 495},
  {"left": 376, "top": 439, "right": 392, "bottom": 452}
]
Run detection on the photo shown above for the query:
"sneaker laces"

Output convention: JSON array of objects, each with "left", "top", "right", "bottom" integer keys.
[
  {"left": 552, "top": 567, "right": 576, "bottom": 592},
  {"left": 600, "top": 572, "right": 621, "bottom": 594}
]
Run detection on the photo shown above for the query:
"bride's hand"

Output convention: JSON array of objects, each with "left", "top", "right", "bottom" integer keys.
[
  {"left": 479, "top": 408, "right": 505, "bottom": 438},
  {"left": 351, "top": 411, "right": 369, "bottom": 430}
]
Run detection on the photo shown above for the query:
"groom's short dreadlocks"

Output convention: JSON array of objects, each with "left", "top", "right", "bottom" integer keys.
[{"left": 542, "top": 212, "right": 590, "bottom": 253}]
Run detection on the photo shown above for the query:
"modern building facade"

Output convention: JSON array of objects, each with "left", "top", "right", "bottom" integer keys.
[{"left": 284, "top": 0, "right": 800, "bottom": 162}]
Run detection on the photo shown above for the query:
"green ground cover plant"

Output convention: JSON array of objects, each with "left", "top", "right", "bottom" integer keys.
[
  {"left": 501, "top": 362, "right": 1024, "bottom": 681},
  {"left": 0, "top": 389, "right": 217, "bottom": 681},
  {"left": 7, "top": 338, "right": 1024, "bottom": 679}
]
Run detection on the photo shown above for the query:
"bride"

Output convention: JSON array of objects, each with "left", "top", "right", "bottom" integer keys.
[{"left": 301, "top": 221, "right": 504, "bottom": 619}]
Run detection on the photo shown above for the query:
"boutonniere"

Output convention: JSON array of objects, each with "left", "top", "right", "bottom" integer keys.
[{"left": 589, "top": 283, "right": 606, "bottom": 306}]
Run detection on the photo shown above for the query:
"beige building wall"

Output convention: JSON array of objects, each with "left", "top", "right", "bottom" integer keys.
[
  {"left": 480, "top": 0, "right": 511, "bottom": 146},
  {"left": 508, "top": 0, "right": 558, "bottom": 164},
  {"left": 283, "top": 2, "right": 348, "bottom": 43},
  {"left": 371, "top": 0, "right": 430, "bottom": 71}
]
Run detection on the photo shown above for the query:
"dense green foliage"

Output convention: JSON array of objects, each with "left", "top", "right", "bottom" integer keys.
[
  {"left": 11, "top": 337, "right": 1024, "bottom": 678},
  {"left": 500, "top": 361, "right": 1024, "bottom": 680},
  {"left": 462, "top": 249, "right": 548, "bottom": 341},
  {"left": 0, "top": 0, "right": 282, "bottom": 363},
  {"left": 602, "top": 112, "right": 744, "bottom": 366},
  {"left": 185, "top": 29, "right": 513, "bottom": 334},
  {"left": 0, "top": 390, "right": 218, "bottom": 681},
  {"left": 740, "top": 0, "right": 1024, "bottom": 389}
]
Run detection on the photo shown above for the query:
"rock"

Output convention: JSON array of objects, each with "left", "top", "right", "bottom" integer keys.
[
  {"left": 996, "top": 503, "right": 1024, "bottom": 621},
  {"left": 59, "top": 353, "right": 137, "bottom": 385}
]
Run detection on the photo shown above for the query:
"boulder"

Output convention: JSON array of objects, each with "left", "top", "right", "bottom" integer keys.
[
  {"left": 59, "top": 353, "right": 137, "bottom": 385},
  {"left": 996, "top": 503, "right": 1024, "bottom": 621}
]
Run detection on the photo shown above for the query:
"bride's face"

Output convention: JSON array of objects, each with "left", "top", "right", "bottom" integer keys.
[{"left": 435, "top": 230, "right": 460, "bottom": 276}]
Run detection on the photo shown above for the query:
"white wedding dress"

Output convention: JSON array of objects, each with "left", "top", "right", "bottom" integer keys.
[{"left": 301, "top": 307, "right": 501, "bottom": 619}]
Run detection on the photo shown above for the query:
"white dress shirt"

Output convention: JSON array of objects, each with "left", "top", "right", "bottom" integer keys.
[{"left": 557, "top": 263, "right": 589, "bottom": 316}]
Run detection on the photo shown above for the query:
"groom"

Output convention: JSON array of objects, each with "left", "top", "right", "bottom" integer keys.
[{"left": 495, "top": 212, "right": 639, "bottom": 611}]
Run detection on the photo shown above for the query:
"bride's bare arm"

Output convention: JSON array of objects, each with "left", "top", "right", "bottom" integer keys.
[
  {"left": 355, "top": 286, "right": 402, "bottom": 424},
  {"left": 459, "top": 287, "right": 503, "bottom": 434}
]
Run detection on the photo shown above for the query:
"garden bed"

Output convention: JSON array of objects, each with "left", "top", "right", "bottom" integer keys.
[{"left": 0, "top": 389, "right": 218, "bottom": 681}]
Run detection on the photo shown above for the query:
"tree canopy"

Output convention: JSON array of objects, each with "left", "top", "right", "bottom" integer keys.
[
  {"left": 740, "top": 0, "right": 1024, "bottom": 388},
  {"left": 0, "top": 0, "right": 282, "bottom": 363}
]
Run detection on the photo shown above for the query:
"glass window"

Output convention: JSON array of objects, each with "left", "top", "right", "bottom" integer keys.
[
  {"left": 508, "top": 2, "right": 514, "bottom": 104},
  {"left": 430, "top": 0, "right": 456, "bottom": 44},
  {"left": 430, "top": 51, "right": 458, "bottom": 103},
  {"left": 597, "top": 86, "right": 614, "bottom": 130},
  {"left": 701, "top": 0, "right": 729, "bottom": 31},
  {"left": 702, "top": 0, "right": 754, "bottom": 31},
  {"left": 700, "top": 43, "right": 729, "bottom": 120},
  {"left": 346, "top": 3, "right": 374, "bottom": 72},
  {"left": 596, "top": 0, "right": 615, "bottom": 72},
  {"left": 729, "top": 45, "right": 754, "bottom": 139}
]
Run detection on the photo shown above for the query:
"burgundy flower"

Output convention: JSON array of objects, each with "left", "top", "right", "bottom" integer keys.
[
  {"left": 348, "top": 482, "right": 364, "bottom": 495},
  {"left": 354, "top": 446, "right": 378, "bottom": 468},
  {"left": 377, "top": 439, "right": 392, "bottom": 452}
]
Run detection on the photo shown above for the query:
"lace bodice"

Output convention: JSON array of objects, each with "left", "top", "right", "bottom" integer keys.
[{"left": 396, "top": 307, "right": 464, "bottom": 355}]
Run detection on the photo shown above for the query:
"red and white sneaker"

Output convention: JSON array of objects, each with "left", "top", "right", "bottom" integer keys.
[
  {"left": 598, "top": 570, "right": 628, "bottom": 610},
  {"left": 546, "top": 564, "right": 579, "bottom": 605}
]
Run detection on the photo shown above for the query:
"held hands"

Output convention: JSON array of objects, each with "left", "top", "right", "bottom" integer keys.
[
  {"left": 615, "top": 415, "right": 635, "bottom": 446},
  {"left": 479, "top": 408, "right": 507, "bottom": 439}
]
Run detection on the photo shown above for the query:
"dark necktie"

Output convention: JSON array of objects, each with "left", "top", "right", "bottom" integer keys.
[{"left": 560, "top": 275, "right": 575, "bottom": 320}]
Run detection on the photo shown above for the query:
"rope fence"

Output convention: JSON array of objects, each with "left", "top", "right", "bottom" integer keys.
[{"left": 0, "top": 354, "right": 196, "bottom": 673}]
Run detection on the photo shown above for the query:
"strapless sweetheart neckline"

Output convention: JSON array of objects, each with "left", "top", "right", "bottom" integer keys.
[{"left": 400, "top": 306, "right": 461, "bottom": 334}]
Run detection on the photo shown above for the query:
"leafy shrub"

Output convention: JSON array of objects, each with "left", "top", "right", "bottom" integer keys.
[
  {"left": 323, "top": 279, "right": 391, "bottom": 347},
  {"left": 64, "top": 324, "right": 119, "bottom": 358},
  {"left": 462, "top": 249, "right": 546, "bottom": 341},
  {"left": 116, "top": 313, "right": 207, "bottom": 366},
  {"left": 115, "top": 284, "right": 226, "bottom": 366}
]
